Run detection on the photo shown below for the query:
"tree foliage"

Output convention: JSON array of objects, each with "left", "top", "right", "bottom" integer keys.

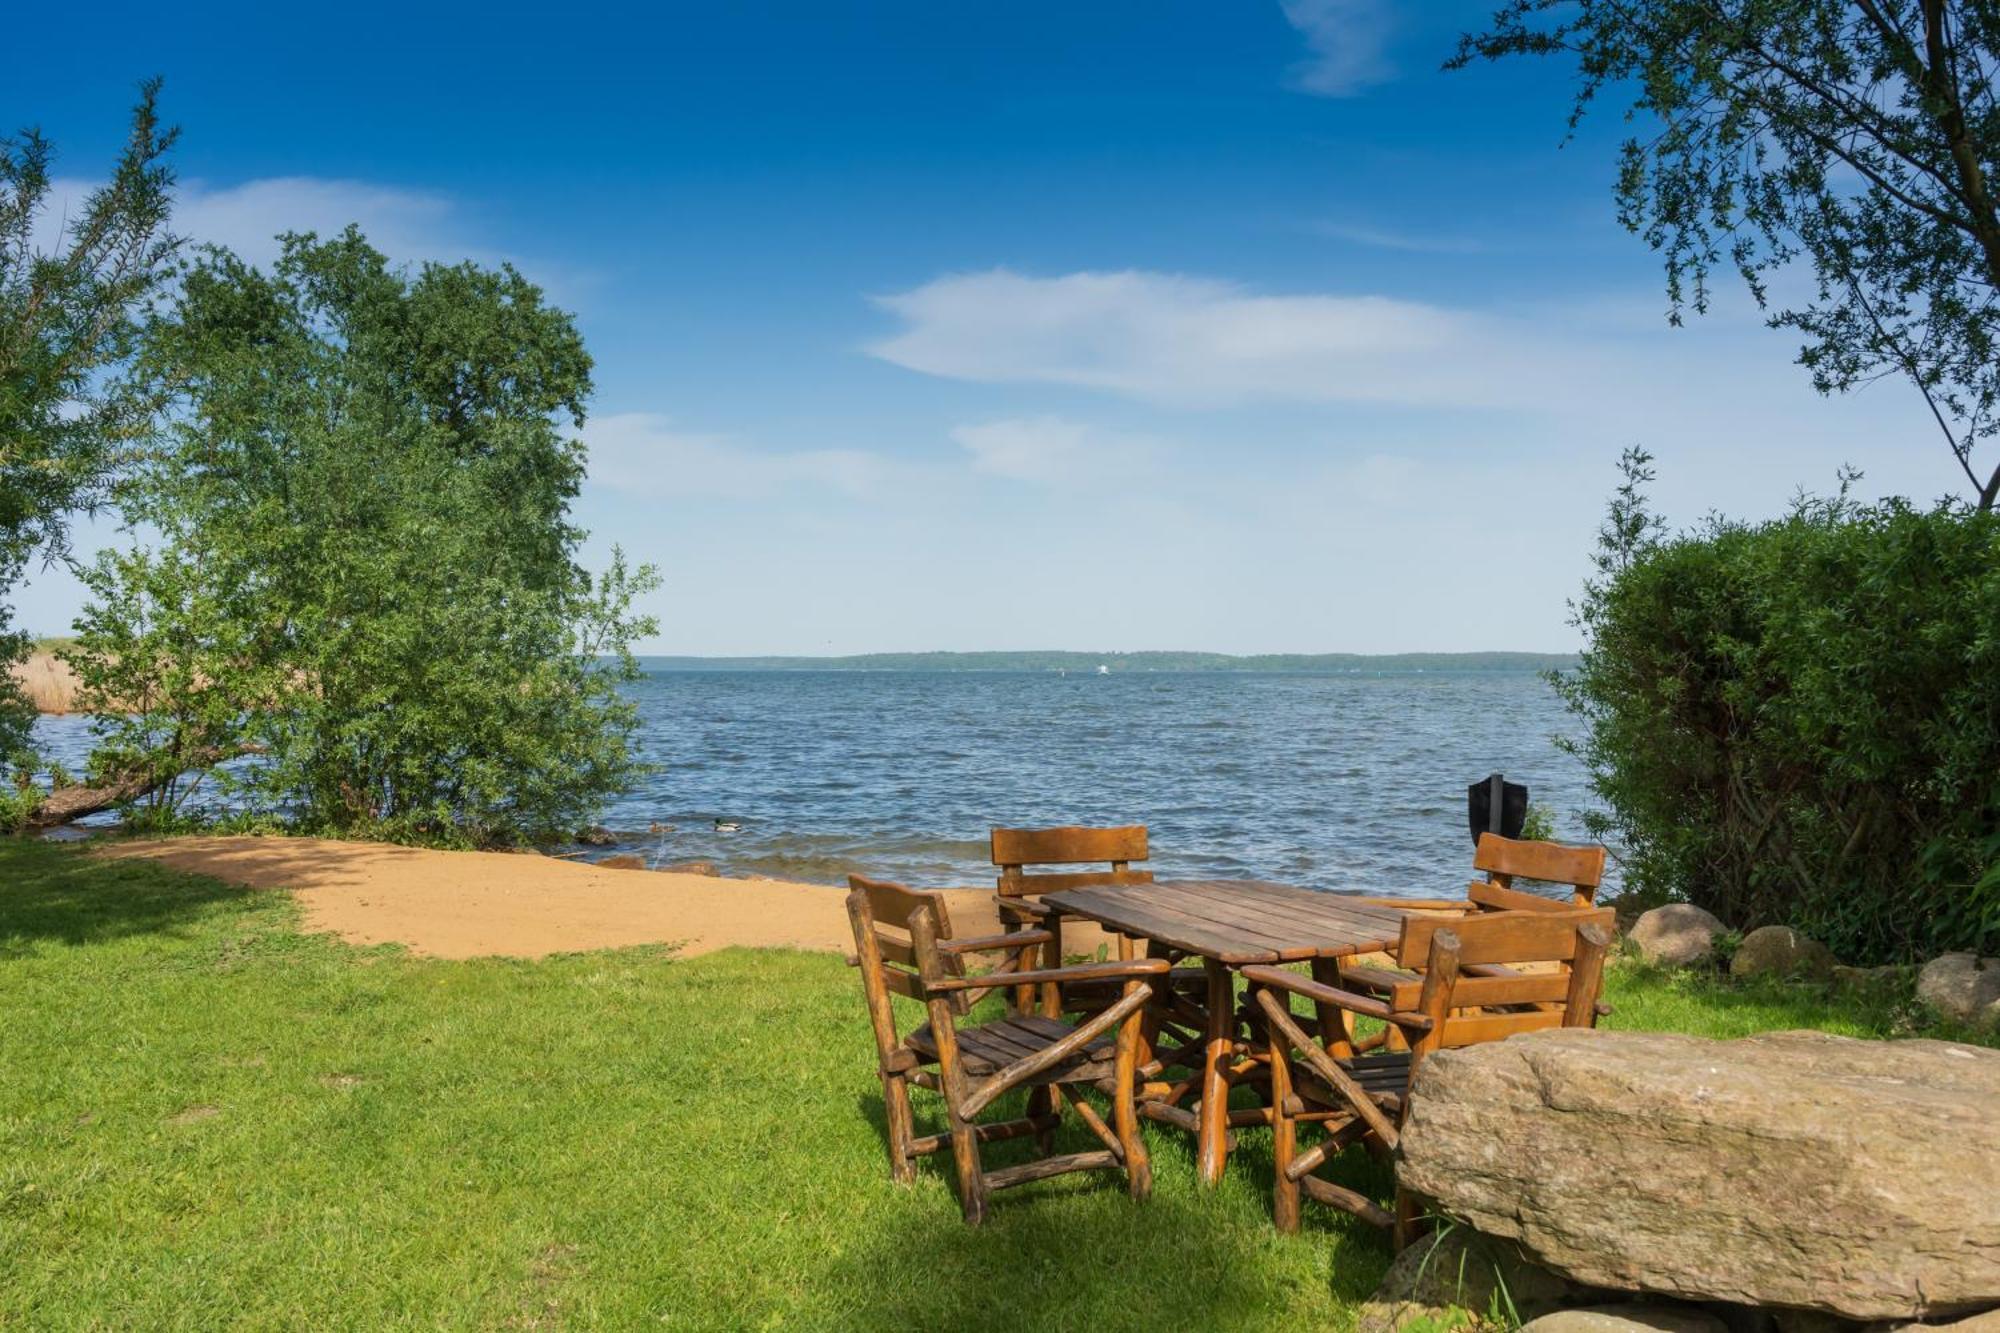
[
  {"left": 74, "top": 229, "right": 659, "bottom": 843},
  {"left": 1456, "top": 1, "right": 2000, "bottom": 508},
  {"left": 1556, "top": 450, "right": 2000, "bottom": 963},
  {"left": 0, "top": 81, "right": 179, "bottom": 759}
]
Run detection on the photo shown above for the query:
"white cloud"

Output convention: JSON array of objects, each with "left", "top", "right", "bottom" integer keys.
[
  {"left": 869, "top": 268, "right": 1572, "bottom": 408},
  {"left": 951, "top": 416, "right": 1157, "bottom": 484},
  {"left": 583, "top": 412, "right": 900, "bottom": 502},
  {"left": 1307, "top": 220, "right": 1484, "bottom": 253},
  {"left": 1279, "top": 0, "right": 1396, "bottom": 97},
  {"left": 41, "top": 176, "right": 581, "bottom": 295}
]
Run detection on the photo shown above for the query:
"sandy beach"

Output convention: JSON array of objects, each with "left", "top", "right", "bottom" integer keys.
[{"left": 96, "top": 834, "right": 1116, "bottom": 960}]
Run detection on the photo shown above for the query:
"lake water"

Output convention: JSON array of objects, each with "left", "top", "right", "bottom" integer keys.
[{"left": 31, "top": 668, "right": 1603, "bottom": 896}]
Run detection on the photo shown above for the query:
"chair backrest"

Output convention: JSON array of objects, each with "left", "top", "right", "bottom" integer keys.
[
  {"left": 991, "top": 824, "right": 1153, "bottom": 898},
  {"left": 847, "top": 874, "right": 959, "bottom": 1004},
  {"left": 1473, "top": 833, "right": 1607, "bottom": 907},
  {"left": 1395, "top": 908, "right": 1615, "bottom": 1050}
]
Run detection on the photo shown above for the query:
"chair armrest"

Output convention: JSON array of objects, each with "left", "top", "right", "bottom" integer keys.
[
  {"left": 993, "top": 894, "right": 1059, "bottom": 920},
  {"left": 1340, "top": 897, "right": 1474, "bottom": 912},
  {"left": 1239, "top": 965, "right": 1434, "bottom": 1031},
  {"left": 939, "top": 928, "right": 1054, "bottom": 957},
  {"left": 927, "top": 958, "right": 1170, "bottom": 993}
]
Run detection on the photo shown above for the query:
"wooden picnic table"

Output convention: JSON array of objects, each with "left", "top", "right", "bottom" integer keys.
[{"left": 1043, "top": 879, "right": 1412, "bottom": 1187}]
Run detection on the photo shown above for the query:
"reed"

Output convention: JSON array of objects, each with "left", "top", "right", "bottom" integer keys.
[{"left": 9, "top": 651, "right": 82, "bottom": 714}]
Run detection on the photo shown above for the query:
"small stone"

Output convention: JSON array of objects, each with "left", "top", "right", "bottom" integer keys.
[
  {"left": 597, "top": 853, "right": 647, "bottom": 870},
  {"left": 1521, "top": 1307, "right": 1730, "bottom": 1333},
  {"left": 1888, "top": 1311, "right": 2000, "bottom": 1333},
  {"left": 1627, "top": 904, "right": 1727, "bottom": 967},
  {"left": 1916, "top": 953, "right": 2000, "bottom": 1027},
  {"left": 656, "top": 860, "right": 720, "bottom": 877},
  {"left": 1831, "top": 964, "right": 1905, "bottom": 992},
  {"left": 1357, "top": 1227, "right": 1594, "bottom": 1333},
  {"left": 1729, "top": 926, "right": 1836, "bottom": 981},
  {"left": 576, "top": 826, "right": 617, "bottom": 847}
]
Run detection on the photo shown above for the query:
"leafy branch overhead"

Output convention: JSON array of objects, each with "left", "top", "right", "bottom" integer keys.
[{"left": 1457, "top": 0, "right": 2000, "bottom": 508}]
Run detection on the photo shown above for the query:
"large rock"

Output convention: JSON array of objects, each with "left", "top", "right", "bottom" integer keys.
[
  {"left": 1397, "top": 1028, "right": 2000, "bottom": 1320},
  {"left": 1917, "top": 953, "right": 2000, "bottom": 1028},
  {"left": 1627, "top": 904, "right": 1726, "bottom": 967},
  {"left": 1729, "top": 925, "right": 1835, "bottom": 980},
  {"left": 1520, "top": 1307, "right": 1729, "bottom": 1333}
]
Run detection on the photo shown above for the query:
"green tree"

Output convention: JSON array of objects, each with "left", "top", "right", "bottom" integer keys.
[
  {"left": 1456, "top": 1, "right": 2000, "bottom": 508},
  {"left": 0, "top": 81, "right": 180, "bottom": 758},
  {"left": 91, "top": 228, "right": 659, "bottom": 843}
]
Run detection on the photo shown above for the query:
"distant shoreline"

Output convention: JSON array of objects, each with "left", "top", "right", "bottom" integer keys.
[{"left": 636, "top": 650, "right": 1580, "bottom": 673}]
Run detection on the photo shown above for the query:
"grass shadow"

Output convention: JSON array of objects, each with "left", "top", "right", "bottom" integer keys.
[{"left": 0, "top": 839, "right": 258, "bottom": 956}]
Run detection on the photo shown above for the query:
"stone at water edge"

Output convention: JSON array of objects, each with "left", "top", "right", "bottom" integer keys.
[
  {"left": 656, "top": 860, "right": 719, "bottom": 877},
  {"left": 597, "top": 853, "right": 647, "bottom": 870},
  {"left": 1728, "top": 924, "right": 1835, "bottom": 980},
  {"left": 1520, "top": 1307, "right": 1730, "bottom": 1333},
  {"left": 576, "top": 826, "right": 617, "bottom": 847},
  {"left": 1626, "top": 904, "right": 1726, "bottom": 967},
  {"left": 1916, "top": 953, "right": 2000, "bottom": 1027},
  {"left": 1395, "top": 1028, "right": 2000, "bottom": 1320}
]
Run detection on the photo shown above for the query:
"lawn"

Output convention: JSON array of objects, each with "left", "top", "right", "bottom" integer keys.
[{"left": 0, "top": 839, "right": 1986, "bottom": 1330}]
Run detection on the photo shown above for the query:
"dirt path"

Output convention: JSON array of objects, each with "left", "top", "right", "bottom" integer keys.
[{"left": 97, "top": 835, "right": 1112, "bottom": 960}]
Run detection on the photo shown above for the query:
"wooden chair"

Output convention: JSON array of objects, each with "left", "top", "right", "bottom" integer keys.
[
  {"left": 847, "top": 873, "right": 1166, "bottom": 1225},
  {"left": 991, "top": 824, "right": 1166, "bottom": 1013},
  {"left": 1243, "top": 909, "right": 1614, "bottom": 1239},
  {"left": 1338, "top": 835, "right": 1610, "bottom": 1021}
]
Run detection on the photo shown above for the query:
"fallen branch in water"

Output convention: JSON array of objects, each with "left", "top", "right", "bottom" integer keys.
[{"left": 23, "top": 745, "right": 266, "bottom": 829}]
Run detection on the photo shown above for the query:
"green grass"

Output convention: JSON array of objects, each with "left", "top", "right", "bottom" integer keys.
[{"left": 0, "top": 840, "right": 1988, "bottom": 1329}]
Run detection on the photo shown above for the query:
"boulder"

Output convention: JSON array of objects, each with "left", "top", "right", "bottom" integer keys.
[
  {"left": 657, "top": 860, "right": 720, "bottom": 877},
  {"left": 1729, "top": 925, "right": 1835, "bottom": 981},
  {"left": 576, "top": 826, "right": 617, "bottom": 847},
  {"left": 1890, "top": 1312, "right": 2000, "bottom": 1333},
  {"left": 1397, "top": 1028, "right": 2000, "bottom": 1319},
  {"left": 1357, "top": 1227, "right": 1596, "bottom": 1333},
  {"left": 1627, "top": 904, "right": 1726, "bottom": 967},
  {"left": 597, "top": 853, "right": 647, "bottom": 870},
  {"left": 1916, "top": 953, "right": 2000, "bottom": 1028},
  {"left": 1520, "top": 1307, "right": 1730, "bottom": 1333}
]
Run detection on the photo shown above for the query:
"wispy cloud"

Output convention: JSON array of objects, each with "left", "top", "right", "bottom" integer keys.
[
  {"left": 42, "top": 176, "right": 586, "bottom": 297},
  {"left": 583, "top": 412, "right": 900, "bottom": 502},
  {"left": 869, "top": 268, "right": 1574, "bottom": 408},
  {"left": 951, "top": 416, "right": 1158, "bottom": 485},
  {"left": 1306, "top": 219, "right": 1485, "bottom": 253},
  {"left": 1278, "top": 0, "right": 1397, "bottom": 98}
]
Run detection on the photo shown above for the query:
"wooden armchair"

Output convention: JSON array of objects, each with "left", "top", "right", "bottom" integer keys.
[
  {"left": 991, "top": 824, "right": 1164, "bottom": 1013},
  {"left": 847, "top": 873, "right": 1166, "bottom": 1225},
  {"left": 1338, "top": 835, "right": 1610, "bottom": 1027},
  {"left": 1243, "top": 910, "right": 1613, "bottom": 1239}
]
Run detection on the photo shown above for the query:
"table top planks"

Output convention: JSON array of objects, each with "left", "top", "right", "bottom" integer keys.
[{"left": 1043, "top": 879, "right": 1411, "bottom": 965}]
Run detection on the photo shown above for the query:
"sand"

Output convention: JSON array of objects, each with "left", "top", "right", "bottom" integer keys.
[{"left": 96, "top": 835, "right": 1115, "bottom": 961}]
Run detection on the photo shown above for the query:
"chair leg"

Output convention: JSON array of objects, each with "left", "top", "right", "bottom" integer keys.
[
  {"left": 946, "top": 1110, "right": 988, "bottom": 1226},
  {"left": 1265, "top": 993, "right": 1301, "bottom": 1233},
  {"left": 882, "top": 1070, "right": 917, "bottom": 1185},
  {"left": 1027, "top": 1083, "right": 1058, "bottom": 1156},
  {"left": 1393, "top": 1186, "right": 1427, "bottom": 1251},
  {"left": 1113, "top": 996, "right": 1152, "bottom": 1201}
]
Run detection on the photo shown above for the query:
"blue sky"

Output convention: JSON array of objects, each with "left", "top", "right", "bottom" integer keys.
[{"left": 8, "top": 1, "right": 1964, "bottom": 653}]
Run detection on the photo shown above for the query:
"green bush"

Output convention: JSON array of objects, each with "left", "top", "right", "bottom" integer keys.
[{"left": 1557, "top": 452, "right": 2000, "bottom": 964}]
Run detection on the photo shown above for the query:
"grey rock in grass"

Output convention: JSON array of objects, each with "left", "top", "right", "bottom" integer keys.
[
  {"left": 1521, "top": 1306, "right": 1730, "bottom": 1333},
  {"left": 1397, "top": 1028, "right": 2000, "bottom": 1320},
  {"left": 1916, "top": 953, "right": 2000, "bottom": 1028},
  {"left": 1627, "top": 904, "right": 1726, "bottom": 967},
  {"left": 1831, "top": 963, "right": 1906, "bottom": 992},
  {"left": 1729, "top": 925, "right": 1836, "bottom": 981}
]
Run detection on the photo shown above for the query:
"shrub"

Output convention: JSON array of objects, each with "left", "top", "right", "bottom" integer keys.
[{"left": 1556, "top": 452, "right": 2000, "bottom": 964}]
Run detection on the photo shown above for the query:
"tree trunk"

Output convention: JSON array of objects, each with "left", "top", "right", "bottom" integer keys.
[{"left": 22, "top": 746, "right": 260, "bottom": 829}]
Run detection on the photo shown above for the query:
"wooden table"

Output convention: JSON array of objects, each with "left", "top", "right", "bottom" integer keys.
[{"left": 1042, "top": 879, "right": 1411, "bottom": 1186}]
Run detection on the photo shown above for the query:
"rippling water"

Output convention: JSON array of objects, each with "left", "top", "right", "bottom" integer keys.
[{"left": 32, "top": 668, "right": 1602, "bottom": 895}]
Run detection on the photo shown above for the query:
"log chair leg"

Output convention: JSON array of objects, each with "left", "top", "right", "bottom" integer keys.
[
  {"left": 1309, "top": 958, "right": 1356, "bottom": 1059},
  {"left": 1113, "top": 937, "right": 1152, "bottom": 1201},
  {"left": 1264, "top": 990, "right": 1301, "bottom": 1233},
  {"left": 1197, "top": 956, "right": 1233, "bottom": 1187},
  {"left": 1393, "top": 1187, "right": 1425, "bottom": 1251},
  {"left": 1027, "top": 1083, "right": 1058, "bottom": 1157},
  {"left": 883, "top": 1069, "right": 918, "bottom": 1184}
]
